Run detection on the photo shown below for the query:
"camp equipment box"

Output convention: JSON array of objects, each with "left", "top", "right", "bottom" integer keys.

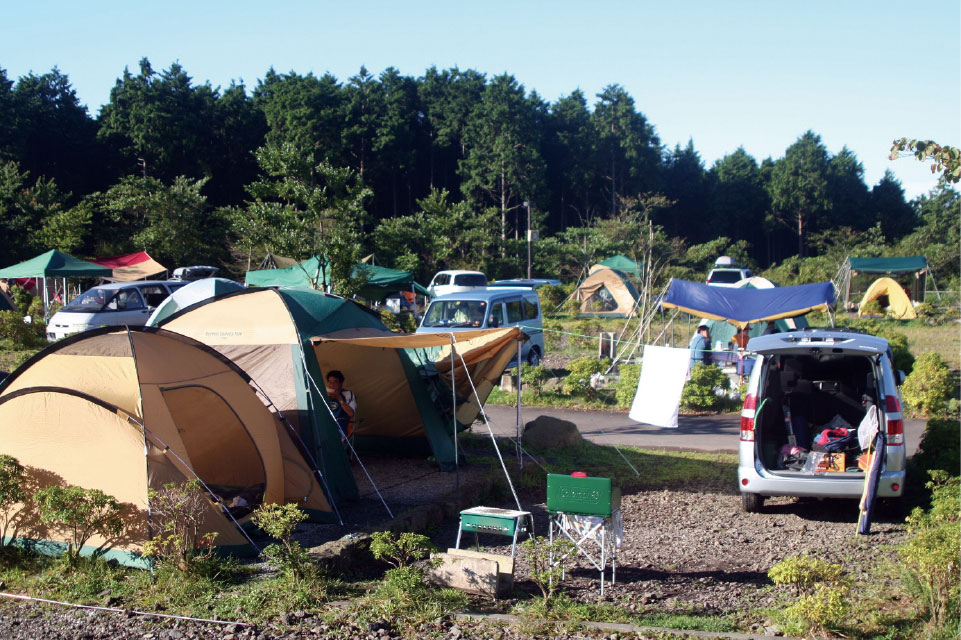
[
  {"left": 546, "top": 473, "right": 622, "bottom": 595},
  {"left": 455, "top": 506, "right": 533, "bottom": 558}
]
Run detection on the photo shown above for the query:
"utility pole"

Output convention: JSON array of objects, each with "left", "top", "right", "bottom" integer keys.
[{"left": 524, "top": 200, "right": 533, "bottom": 279}]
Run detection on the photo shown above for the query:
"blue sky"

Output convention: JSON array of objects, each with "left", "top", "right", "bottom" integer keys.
[{"left": 3, "top": 1, "right": 958, "bottom": 198}]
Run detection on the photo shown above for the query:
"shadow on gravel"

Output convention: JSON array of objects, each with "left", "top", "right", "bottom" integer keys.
[
  {"left": 568, "top": 565, "right": 769, "bottom": 587},
  {"left": 762, "top": 497, "right": 905, "bottom": 525}
]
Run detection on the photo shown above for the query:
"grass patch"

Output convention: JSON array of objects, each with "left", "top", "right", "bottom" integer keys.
[
  {"left": 899, "top": 322, "right": 960, "bottom": 369},
  {"left": 462, "top": 434, "right": 738, "bottom": 493}
]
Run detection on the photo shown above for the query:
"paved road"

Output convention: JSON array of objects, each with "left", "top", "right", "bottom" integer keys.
[{"left": 476, "top": 404, "right": 925, "bottom": 456}]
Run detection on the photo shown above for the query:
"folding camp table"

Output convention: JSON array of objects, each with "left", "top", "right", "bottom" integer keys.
[
  {"left": 455, "top": 506, "right": 533, "bottom": 558},
  {"left": 547, "top": 473, "right": 622, "bottom": 595}
]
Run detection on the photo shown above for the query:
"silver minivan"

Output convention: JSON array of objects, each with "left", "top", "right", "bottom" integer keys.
[
  {"left": 46, "top": 280, "right": 187, "bottom": 341},
  {"left": 738, "top": 329, "right": 906, "bottom": 512},
  {"left": 416, "top": 288, "right": 545, "bottom": 366}
]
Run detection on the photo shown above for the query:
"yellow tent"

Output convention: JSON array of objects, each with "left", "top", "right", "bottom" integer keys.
[
  {"left": 858, "top": 277, "right": 916, "bottom": 320},
  {"left": 574, "top": 266, "right": 640, "bottom": 317},
  {"left": 0, "top": 327, "right": 331, "bottom": 566}
]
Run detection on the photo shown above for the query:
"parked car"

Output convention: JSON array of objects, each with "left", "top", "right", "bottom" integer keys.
[
  {"left": 172, "top": 265, "right": 220, "bottom": 281},
  {"left": 426, "top": 270, "right": 487, "bottom": 297},
  {"left": 416, "top": 288, "right": 544, "bottom": 366},
  {"left": 706, "top": 256, "right": 752, "bottom": 287},
  {"left": 738, "top": 328, "right": 906, "bottom": 512},
  {"left": 488, "top": 278, "right": 561, "bottom": 288},
  {"left": 46, "top": 280, "right": 188, "bottom": 341}
]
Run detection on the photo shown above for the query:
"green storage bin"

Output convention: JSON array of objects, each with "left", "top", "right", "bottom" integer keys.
[{"left": 546, "top": 473, "right": 620, "bottom": 516}]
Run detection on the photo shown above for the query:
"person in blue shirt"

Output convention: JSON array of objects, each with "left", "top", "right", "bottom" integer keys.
[{"left": 689, "top": 324, "right": 711, "bottom": 370}]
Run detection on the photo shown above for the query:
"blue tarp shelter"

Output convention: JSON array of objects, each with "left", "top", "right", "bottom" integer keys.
[{"left": 661, "top": 279, "right": 835, "bottom": 329}]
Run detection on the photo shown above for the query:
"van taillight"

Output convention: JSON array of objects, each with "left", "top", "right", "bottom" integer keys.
[
  {"left": 885, "top": 395, "right": 904, "bottom": 445},
  {"left": 740, "top": 393, "right": 756, "bottom": 441}
]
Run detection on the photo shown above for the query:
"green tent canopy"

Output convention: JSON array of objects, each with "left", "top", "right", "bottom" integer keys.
[
  {"left": 245, "top": 256, "right": 427, "bottom": 300},
  {"left": 0, "top": 249, "right": 112, "bottom": 279},
  {"left": 597, "top": 255, "right": 643, "bottom": 279},
  {"left": 847, "top": 256, "right": 927, "bottom": 274}
]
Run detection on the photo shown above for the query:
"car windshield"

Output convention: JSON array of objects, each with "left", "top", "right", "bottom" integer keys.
[
  {"left": 708, "top": 270, "right": 743, "bottom": 284},
  {"left": 422, "top": 300, "right": 487, "bottom": 327},
  {"left": 63, "top": 288, "right": 114, "bottom": 312}
]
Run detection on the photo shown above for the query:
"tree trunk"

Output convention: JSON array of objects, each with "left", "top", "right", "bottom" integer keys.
[{"left": 796, "top": 212, "right": 804, "bottom": 258}]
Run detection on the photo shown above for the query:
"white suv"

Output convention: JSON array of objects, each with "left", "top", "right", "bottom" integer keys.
[
  {"left": 427, "top": 270, "right": 487, "bottom": 297},
  {"left": 738, "top": 328, "right": 906, "bottom": 512}
]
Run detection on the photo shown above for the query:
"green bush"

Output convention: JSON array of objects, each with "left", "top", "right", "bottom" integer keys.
[
  {"left": 521, "top": 364, "right": 552, "bottom": 393},
  {"left": 860, "top": 299, "right": 883, "bottom": 316},
  {"left": 521, "top": 535, "right": 576, "bottom": 606},
  {"left": 901, "top": 352, "right": 954, "bottom": 418},
  {"left": 561, "top": 356, "right": 610, "bottom": 399},
  {"left": 768, "top": 555, "right": 850, "bottom": 637},
  {"left": 543, "top": 318, "right": 565, "bottom": 351},
  {"left": 0, "top": 311, "right": 43, "bottom": 349},
  {"left": 369, "top": 530, "right": 436, "bottom": 568},
  {"left": 681, "top": 364, "right": 730, "bottom": 411},
  {"left": 9, "top": 285, "right": 32, "bottom": 315},
  {"left": 141, "top": 479, "right": 218, "bottom": 573},
  {"left": 34, "top": 485, "right": 125, "bottom": 564},
  {"left": 614, "top": 363, "right": 641, "bottom": 409},
  {"left": 251, "top": 503, "right": 315, "bottom": 581},
  {"left": 898, "top": 472, "right": 960, "bottom": 634},
  {"left": 538, "top": 284, "right": 569, "bottom": 312},
  {"left": 0, "top": 455, "right": 25, "bottom": 546}
]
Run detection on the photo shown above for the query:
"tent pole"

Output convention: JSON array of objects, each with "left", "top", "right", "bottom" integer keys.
[{"left": 516, "top": 340, "right": 523, "bottom": 469}]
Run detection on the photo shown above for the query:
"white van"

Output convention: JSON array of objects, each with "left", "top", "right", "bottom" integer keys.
[
  {"left": 427, "top": 270, "right": 487, "bottom": 297},
  {"left": 46, "top": 280, "right": 187, "bottom": 341},
  {"left": 416, "top": 288, "right": 545, "bottom": 366}
]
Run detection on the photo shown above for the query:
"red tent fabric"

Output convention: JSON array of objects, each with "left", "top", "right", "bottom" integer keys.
[{"left": 93, "top": 252, "right": 167, "bottom": 281}]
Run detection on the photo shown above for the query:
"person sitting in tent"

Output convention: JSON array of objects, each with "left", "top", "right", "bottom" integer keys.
[
  {"left": 326, "top": 370, "right": 357, "bottom": 438},
  {"left": 689, "top": 324, "right": 711, "bottom": 370},
  {"left": 762, "top": 321, "right": 780, "bottom": 335}
]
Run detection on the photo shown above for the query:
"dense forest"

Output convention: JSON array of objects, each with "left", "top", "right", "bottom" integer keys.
[{"left": 0, "top": 60, "right": 957, "bottom": 293}]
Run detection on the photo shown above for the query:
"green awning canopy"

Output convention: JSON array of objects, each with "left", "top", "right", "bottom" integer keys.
[
  {"left": 245, "top": 256, "right": 425, "bottom": 300},
  {"left": 0, "top": 249, "right": 113, "bottom": 279},
  {"left": 847, "top": 256, "right": 927, "bottom": 274}
]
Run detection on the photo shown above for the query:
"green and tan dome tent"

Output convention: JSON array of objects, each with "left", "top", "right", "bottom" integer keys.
[
  {"left": 0, "top": 327, "right": 332, "bottom": 567},
  {"left": 574, "top": 266, "right": 640, "bottom": 317}
]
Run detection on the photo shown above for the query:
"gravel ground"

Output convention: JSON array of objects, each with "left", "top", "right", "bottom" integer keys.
[{"left": 0, "top": 447, "right": 909, "bottom": 639}]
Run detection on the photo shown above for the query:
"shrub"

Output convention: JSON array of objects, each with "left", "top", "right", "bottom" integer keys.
[
  {"left": 521, "top": 535, "right": 576, "bottom": 607},
  {"left": 34, "top": 485, "right": 125, "bottom": 563},
  {"left": 681, "top": 364, "right": 730, "bottom": 411},
  {"left": 768, "top": 555, "right": 844, "bottom": 596},
  {"left": 898, "top": 472, "right": 960, "bottom": 633},
  {"left": 543, "top": 318, "right": 565, "bottom": 351},
  {"left": 768, "top": 555, "right": 849, "bottom": 636},
  {"left": 909, "top": 418, "right": 961, "bottom": 495},
  {"left": 860, "top": 299, "right": 883, "bottom": 316},
  {"left": 141, "top": 479, "right": 217, "bottom": 572},
  {"left": 369, "top": 530, "right": 436, "bottom": 568},
  {"left": 9, "top": 285, "right": 32, "bottom": 315},
  {"left": 0, "top": 455, "right": 24, "bottom": 546},
  {"left": 561, "top": 356, "right": 610, "bottom": 400},
  {"left": 614, "top": 363, "right": 641, "bottom": 409},
  {"left": 538, "top": 284, "right": 568, "bottom": 312},
  {"left": 901, "top": 352, "right": 954, "bottom": 418},
  {"left": 0, "top": 311, "right": 43, "bottom": 349},
  {"left": 251, "top": 503, "right": 314, "bottom": 581},
  {"left": 521, "top": 364, "right": 552, "bottom": 394}
]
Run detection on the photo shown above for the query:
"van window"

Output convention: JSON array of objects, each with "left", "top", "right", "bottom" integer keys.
[
  {"left": 453, "top": 274, "right": 487, "bottom": 287},
  {"left": 108, "top": 288, "right": 144, "bottom": 311},
  {"left": 523, "top": 296, "right": 539, "bottom": 320},
  {"left": 139, "top": 285, "right": 169, "bottom": 308},
  {"left": 432, "top": 274, "right": 450, "bottom": 286},
  {"left": 505, "top": 299, "right": 523, "bottom": 324},
  {"left": 422, "top": 300, "right": 487, "bottom": 327},
  {"left": 488, "top": 303, "right": 506, "bottom": 328}
]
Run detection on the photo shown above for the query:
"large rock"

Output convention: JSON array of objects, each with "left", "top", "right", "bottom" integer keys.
[
  {"left": 523, "top": 415, "right": 584, "bottom": 449},
  {"left": 425, "top": 552, "right": 502, "bottom": 597}
]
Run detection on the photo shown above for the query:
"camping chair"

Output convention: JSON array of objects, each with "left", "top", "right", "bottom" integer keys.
[{"left": 547, "top": 473, "right": 622, "bottom": 595}]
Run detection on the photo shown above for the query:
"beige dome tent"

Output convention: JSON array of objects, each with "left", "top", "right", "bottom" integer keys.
[
  {"left": 858, "top": 277, "right": 916, "bottom": 319},
  {"left": 0, "top": 327, "right": 331, "bottom": 567},
  {"left": 574, "top": 266, "right": 640, "bottom": 317}
]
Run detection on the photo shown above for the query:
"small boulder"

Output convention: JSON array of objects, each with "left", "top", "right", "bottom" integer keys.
[{"left": 523, "top": 415, "right": 583, "bottom": 449}]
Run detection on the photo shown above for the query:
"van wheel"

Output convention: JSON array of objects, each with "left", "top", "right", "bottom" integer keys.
[
  {"left": 526, "top": 349, "right": 541, "bottom": 367},
  {"left": 741, "top": 492, "right": 764, "bottom": 513}
]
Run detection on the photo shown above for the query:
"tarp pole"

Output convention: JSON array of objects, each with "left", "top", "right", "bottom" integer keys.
[{"left": 516, "top": 340, "right": 523, "bottom": 468}]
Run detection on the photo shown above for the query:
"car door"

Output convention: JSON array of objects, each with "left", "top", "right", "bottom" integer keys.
[{"left": 107, "top": 287, "right": 151, "bottom": 326}]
